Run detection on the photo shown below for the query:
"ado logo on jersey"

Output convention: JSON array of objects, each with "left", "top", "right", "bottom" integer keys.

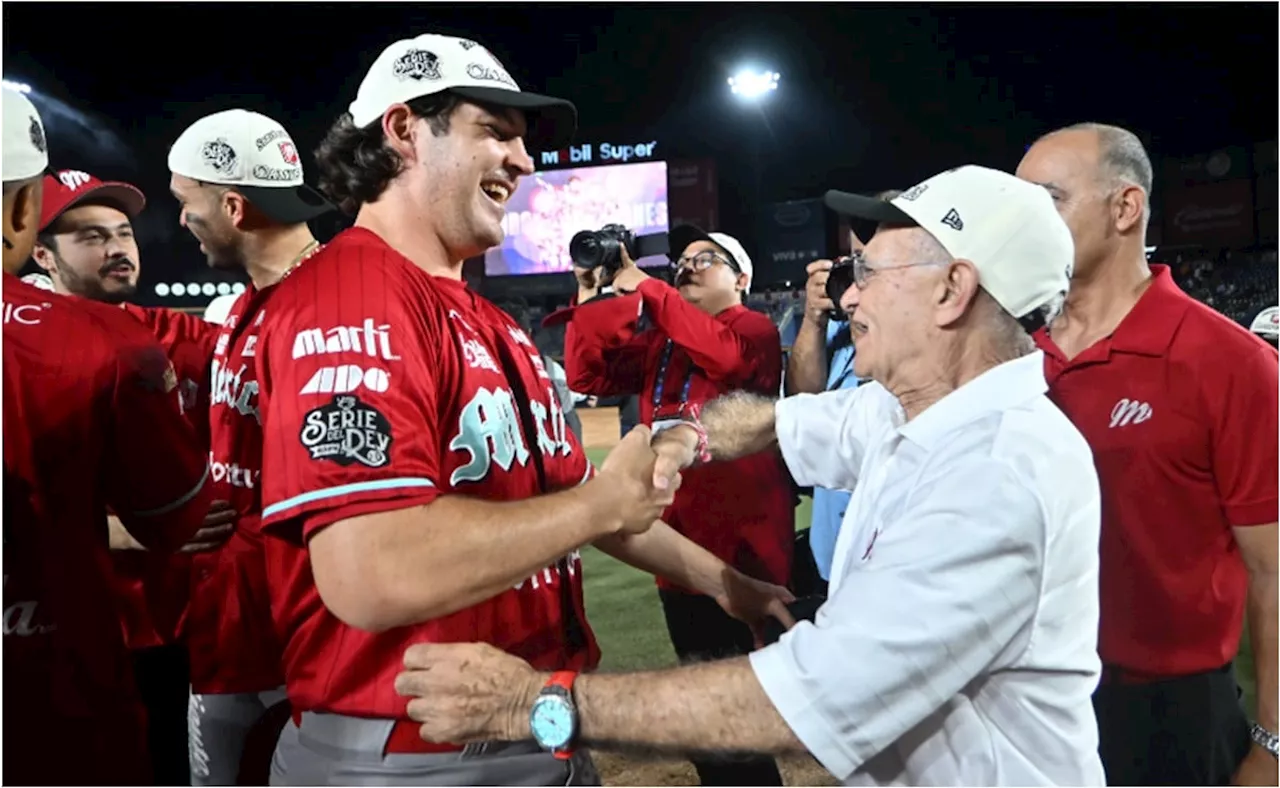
[{"left": 299, "top": 395, "right": 393, "bottom": 468}]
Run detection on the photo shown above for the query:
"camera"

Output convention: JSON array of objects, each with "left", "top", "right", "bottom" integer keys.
[
  {"left": 569, "top": 223, "right": 669, "bottom": 275},
  {"left": 824, "top": 254, "right": 857, "bottom": 321}
]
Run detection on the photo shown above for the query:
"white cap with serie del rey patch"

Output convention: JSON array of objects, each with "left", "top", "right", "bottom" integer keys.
[
  {"left": 3, "top": 86, "right": 49, "bottom": 182},
  {"left": 168, "top": 109, "right": 333, "bottom": 224},
  {"left": 348, "top": 33, "right": 578, "bottom": 149},
  {"left": 824, "top": 165, "right": 1075, "bottom": 331}
]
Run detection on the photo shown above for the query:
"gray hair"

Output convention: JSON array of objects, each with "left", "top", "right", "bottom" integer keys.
[{"left": 1051, "top": 122, "right": 1153, "bottom": 218}]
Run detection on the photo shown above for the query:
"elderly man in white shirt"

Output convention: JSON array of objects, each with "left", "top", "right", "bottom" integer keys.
[{"left": 391, "top": 165, "right": 1106, "bottom": 787}]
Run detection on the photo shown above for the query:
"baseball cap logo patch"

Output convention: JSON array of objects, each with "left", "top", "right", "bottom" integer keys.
[
  {"left": 899, "top": 183, "right": 928, "bottom": 202},
  {"left": 278, "top": 141, "right": 299, "bottom": 166},
  {"left": 393, "top": 49, "right": 442, "bottom": 81},
  {"left": 28, "top": 116, "right": 45, "bottom": 154},
  {"left": 466, "top": 62, "right": 517, "bottom": 89},
  {"left": 58, "top": 170, "right": 92, "bottom": 190},
  {"left": 941, "top": 208, "right": 964, "bottom": 231},
  {"left": 201, "top": 139, "right": 239, "bottom": 176},
  {"left": 457, "top": 39, "right": 479, "bottom": 50}
]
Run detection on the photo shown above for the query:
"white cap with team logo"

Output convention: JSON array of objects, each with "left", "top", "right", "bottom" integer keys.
[
  {"left": 348, "top": 33, "right": 578, "bottom": 149},
  {"left": 668, "top": 225, "right": 755, "bottom": 293},
  {"left": 3, "top": 86, "right": 50, "bottom": 182},
  {"left": 168, "top": 109, "right": 334, "bottom": 224},
  {"left": 1250, "top": 306, "right": 1279, "bottom": 341},
  {"left": 824, "top": 165, "right": 1075, "bottom": 330}
]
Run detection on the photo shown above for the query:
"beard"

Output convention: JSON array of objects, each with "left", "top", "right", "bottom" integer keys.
[{"left": 51, "top": 253, "right": 137, "bottom": 305}]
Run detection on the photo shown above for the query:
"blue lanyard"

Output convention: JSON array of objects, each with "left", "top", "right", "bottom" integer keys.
[{"left": 651, "top": 339, "right": 696, "bottom": 413}]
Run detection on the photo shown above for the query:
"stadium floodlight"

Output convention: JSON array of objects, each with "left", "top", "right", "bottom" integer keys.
[
  {"left": 728, "top": 69, "right": 780, "bottom": 102},
  {"left": 2, "top": 79, "right": 32, "bottom": 94}
]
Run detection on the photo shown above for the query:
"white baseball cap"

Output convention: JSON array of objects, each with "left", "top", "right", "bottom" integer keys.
[
  {"left": 168, "top": 109, "right": 333, "bottom": 224},
  {"left": 203, "top": 293, "right": 239, "bottom": 325},
  {"left": 3, "top": 87, "right": 50, "bottom": 182},
  {"left": 1250, "top": 306, "right": 1279, "bottom": 341},
  {"left": 668, "top": 225, "right": 755, "bottom": 294},
  {"left": 824, "top": 165, "right": 1074, "bottom": 330},
  {"left": 20, "top": 272, "right": 55, "bottom": 291},
  {"left": 348, "top": 33, "right": 577, "bottom": 149}
]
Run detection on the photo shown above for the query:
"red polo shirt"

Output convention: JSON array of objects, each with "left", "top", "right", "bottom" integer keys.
[{"left": 1036, "top": 265, "right": 1278, "bottom": 677}]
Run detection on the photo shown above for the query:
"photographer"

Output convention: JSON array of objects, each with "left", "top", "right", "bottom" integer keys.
[
  {"left": 557, "top": 225, "right": 793, "bottom": 787},
  {"left": 785, "top": 190, "right": 899, "bottom": 595}
]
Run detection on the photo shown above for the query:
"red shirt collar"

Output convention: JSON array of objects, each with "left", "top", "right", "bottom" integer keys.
[{"left": 1036, "top": 264, "right": 1190, "bottom": 360}]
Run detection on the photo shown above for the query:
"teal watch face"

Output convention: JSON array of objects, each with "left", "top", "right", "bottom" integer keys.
[{"left": 530, "top": 695, "right": 575, "bottom": 750}]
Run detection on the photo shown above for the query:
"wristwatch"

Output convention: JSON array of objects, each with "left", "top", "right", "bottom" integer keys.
[
  {"left": 1251, "top": 723, "right": 1279, "bottom": 759},
  {"left": 530, "top": 671, "right": 578, "bottom": 760}
]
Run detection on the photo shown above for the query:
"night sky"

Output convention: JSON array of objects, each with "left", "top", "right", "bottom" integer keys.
[{"left": 4, "top": 2, "right": 1276, "bottom": 302}]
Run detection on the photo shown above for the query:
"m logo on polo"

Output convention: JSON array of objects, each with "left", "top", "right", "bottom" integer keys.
[
  {"left": 393, "top": 49, "right": 442, "bottom": 81},
  {"left": 1109, "top": 398, "right": 1153, "bottom": 429},
  {"left": 299, "top": 395, "right": 393, "bottom": 468},
  {"left": 450, "top": 386, "right": 529, "bottom": 485}
]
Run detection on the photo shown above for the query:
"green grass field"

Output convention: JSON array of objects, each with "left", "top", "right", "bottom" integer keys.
[{"left": 580, "top": 448, "right": 1258, "bottom": 711}]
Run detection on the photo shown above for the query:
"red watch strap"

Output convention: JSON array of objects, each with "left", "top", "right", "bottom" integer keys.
[{"left": 546, "top": 670, "right": 578, "bottom": 692}]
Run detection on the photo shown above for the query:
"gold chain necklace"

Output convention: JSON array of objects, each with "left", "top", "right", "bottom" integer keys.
[{"left": 277, "top": 240, "right": 322, "bottom": 284}]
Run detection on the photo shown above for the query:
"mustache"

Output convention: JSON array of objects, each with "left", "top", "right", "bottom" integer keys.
[{"left": 99, "top": 257, "right": 136, "bottom": 276}]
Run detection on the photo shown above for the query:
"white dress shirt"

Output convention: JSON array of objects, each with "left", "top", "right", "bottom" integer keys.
[{"left": 750, "top": 351, "right": 1105, "bottom": 786}]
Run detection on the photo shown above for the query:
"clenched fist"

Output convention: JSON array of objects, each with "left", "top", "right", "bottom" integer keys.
[{"left": 803, "top": 259, "right": 836, "bottom": 323}]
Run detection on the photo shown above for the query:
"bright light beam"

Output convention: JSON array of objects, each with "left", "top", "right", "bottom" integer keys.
[
  {"left": 2, "top": 79, "right": 32, "bottom": 94},
  {"left": 728, "top": 69, "right": 780, "bottom": 102}
]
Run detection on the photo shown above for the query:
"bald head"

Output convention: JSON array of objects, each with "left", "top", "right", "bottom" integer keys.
[{"left": 1017, "top": 123, "right": 1151, "bottom": 277}]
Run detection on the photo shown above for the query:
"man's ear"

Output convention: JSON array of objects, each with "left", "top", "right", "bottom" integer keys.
[
  {"left": 935, "top": 259, "right": 981, "bottom": 327},
  {"left": 31, "top": 241, "right": 57, "bottom": 275}
]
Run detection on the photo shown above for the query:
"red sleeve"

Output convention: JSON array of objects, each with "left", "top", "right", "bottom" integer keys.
[
  {"left": 634, "top": 277, "right": 765, "bottom": 383},
  {"left": 1209, "top": 340, "right": 1279, "bottom": 526},
  {"left": 120, "top": 303, "right": 220, "bottom": 359},
  {"left": 735, "top": 309, "right": 784, "bottom": 396},
  {"left": 257, "top": 256, "right": 443, "bottom": 543},
  {"left": 102, "top": 321, "right": 211, "bottom": 552},
  {"left": 563, "top": 293, "right": 652, "bottom": 396}
]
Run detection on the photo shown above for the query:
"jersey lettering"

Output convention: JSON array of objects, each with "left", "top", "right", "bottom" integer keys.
[
  {"left": 449, "top": 387, "right": 529, "bottom": 485},
  {"left": 2, "top": 577, "right": 55, "bottom": 636},
  {"left": 210, "top": 359, "right": 261, "bottom": 424}
]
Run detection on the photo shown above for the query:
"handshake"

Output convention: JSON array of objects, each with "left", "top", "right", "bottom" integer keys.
[{"left": 585, "top": 423, "right": 703, "bottom": 536}]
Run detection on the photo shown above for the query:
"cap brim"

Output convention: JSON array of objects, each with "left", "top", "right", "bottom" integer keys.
[
  {"left": 450, "top": 86, "right": 578, "bottom": 150},
  {"left": 237, "top": 183, "right": 336, "bottom": 225},
  {"left": 41, "top": 182, "right": 147, "bottom": 231},
  {"left": 823, "top": 189, "right": 916, "bottom": 224}
]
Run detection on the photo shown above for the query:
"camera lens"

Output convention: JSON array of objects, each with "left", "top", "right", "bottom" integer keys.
[{"left": 569, "top": 230, "right": 605, "bottom": 269}]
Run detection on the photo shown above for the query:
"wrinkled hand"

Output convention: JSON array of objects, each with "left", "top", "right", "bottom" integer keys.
[
  {"left": 803, "top": 259, "right": 835, "bottom": 323},
  {"left": 1232, "top": 744, "right": 1278, "bottom": 786},
  {"left": 650, "top": 426, "right": 698, "bottom": 490},
  {"left": 595, "top": 426, "right": 680, "bottom": 535},
  {"left": 714, "top": 568, "right": 797, "bottom": 648},
  {"left": 395, "top": 642, "right": 540, "bottom": 745},
  {"left": 179, "top": 500, "right": 236, "bottom": 554}
]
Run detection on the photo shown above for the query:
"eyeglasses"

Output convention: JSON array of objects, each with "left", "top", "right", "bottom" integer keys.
[
  {"left": 851, "top": 255, "right": 944, "bottom": 288},
  {"left": 672, "top": 250, "right": 738, "bottom": 274}
]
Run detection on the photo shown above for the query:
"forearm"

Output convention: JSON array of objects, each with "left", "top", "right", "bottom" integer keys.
[
  {"left": 702, "top": 391, "right": 779, "bottom": 461},
  {"left": 594, "top": 521, "right": 726, "bottom": 598},
  {"left": 1248, "top": 570, "right": 1278, "bottom": 730},
  {"left": 316, "top": 484, "right": 618, "bottom": 631},
  {"left": 107, "top": 516, "right": 146, "bottom": 551},
  {"left": 785, "top": 316, "right": 829, "bottom": 396},
  {"left": 638, "top": 280, "right": 755, "bottom": 379},
  {"left": 568, "top": 659, "right": 805, "bottom": 758}
]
